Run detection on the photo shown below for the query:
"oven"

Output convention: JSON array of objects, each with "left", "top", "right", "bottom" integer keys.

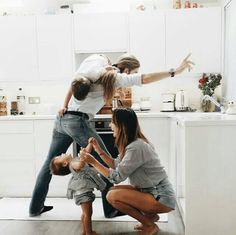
[{"left": 73, "top": 118, "right": 118, "bottom": 158}]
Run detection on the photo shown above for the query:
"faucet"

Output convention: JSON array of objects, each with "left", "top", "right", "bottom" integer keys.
[{"left": 202, "top": 95, "right": 226, "bottom": 113}]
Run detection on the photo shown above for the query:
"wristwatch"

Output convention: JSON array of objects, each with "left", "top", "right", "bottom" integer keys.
[{"left": 169, "top": 68, "right": 175, "bottom": 77}]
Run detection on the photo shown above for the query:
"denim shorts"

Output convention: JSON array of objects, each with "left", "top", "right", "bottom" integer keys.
[
  {"left": 74, "top": 191, "right": 95, "bottom": 205},
  {"left": 139, "top": 178, "right": 176, "bottom": 209}
]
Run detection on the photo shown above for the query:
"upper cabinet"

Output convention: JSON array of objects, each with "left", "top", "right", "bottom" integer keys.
[
  {"left": 166, "top": 7, "right": 222, "bottom": 73},
  {"left": 129, "top": 11, "right": 166, "bottom": 72},
  {"left": 36, "top": 15, "right": 74, "bottom": 81},
  {"left": 0, "top": 16, "right": 38, "bottom": 81},
  {"left": 73, "top": 12, "right": 128, "bottom": 53}
]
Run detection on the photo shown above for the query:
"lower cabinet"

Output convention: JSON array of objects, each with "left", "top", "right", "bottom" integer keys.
[
  {"left": 138, "top": 116, "right": 170, "bottom": 174},
  {"left": 0, "top": 120, "right": 35, "bottom": 196},
  {"left": 0, "top": 116, "right": 171, "bottom": 197}
]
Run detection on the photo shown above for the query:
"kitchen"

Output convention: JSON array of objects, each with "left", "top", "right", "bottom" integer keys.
[{"left": 0, "top": 0, "right": 236, "bottom": 235}]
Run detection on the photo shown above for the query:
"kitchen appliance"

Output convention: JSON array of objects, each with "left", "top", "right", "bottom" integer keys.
[
  {"left": 140, "top": 97, "right": 151, "bottom": 111},
  {"left": 161, "top": 93, "right": 175, "bottom": 112},
  {"left": 175, "top": 90, "right": 189, "bottom": 111}
]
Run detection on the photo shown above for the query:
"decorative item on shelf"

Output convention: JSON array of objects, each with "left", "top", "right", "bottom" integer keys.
[
  {"left": 184, "top": 1, "right": 191, "bottom": 8},
  {"left": 192, "top": 2, "right": 198, "bottom": 8},
  {"left": 10, "top": 101, "right": 18, "bottom": 115},
  {"left": 173, "top": 0, "right": 182, "bottom": 9},
  {"left": 198, "top": 73, "right": 222, "bottom": 112},
  {"left": 0, "top": 88, "right": 7, "bottom": 116}
]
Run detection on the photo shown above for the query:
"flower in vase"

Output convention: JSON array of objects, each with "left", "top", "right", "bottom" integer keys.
[{"left": 198, "top": 73, "right": 222, "bottom": 96}]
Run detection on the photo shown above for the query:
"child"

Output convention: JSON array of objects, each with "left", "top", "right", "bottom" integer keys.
[
  {"left": 59, "top": 54, "right": 112, "bottom": 116},
  {"left": 50, "top": 143, "right": 106, "bottom": 235}
]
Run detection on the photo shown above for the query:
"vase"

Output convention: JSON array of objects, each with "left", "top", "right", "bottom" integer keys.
[{"left": 201, "top": 95, "right": 216, "bottom": 112}]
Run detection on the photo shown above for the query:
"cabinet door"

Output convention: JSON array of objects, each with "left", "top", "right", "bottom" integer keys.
[
  {"left": 73, "top": 12, "right": 128, "bottom": 53},
  {"left": 0, "top": 121, "right": 35, "bottom": 196},
  {"left": 36, "top": 15, "right": 74, "bottom": 81},
  {"left": 138, "top": 117, "right": 170, "bottom": 173},
  {"left": 166, "top": 7, "right": 222, "bottom": 73},
  {"left": 0, "top": 16, "right": 38, "bottom": 81},
  {"left": 34, "top": 120, "right": 72, "bottom": 196},
  {"left": 129, "top": 11, "right": 166, "bottom": 72}
]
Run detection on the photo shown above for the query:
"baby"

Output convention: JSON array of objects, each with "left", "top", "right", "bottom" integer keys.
[{"left": 50, "top": 143, "right": 106, "bottom": 235}]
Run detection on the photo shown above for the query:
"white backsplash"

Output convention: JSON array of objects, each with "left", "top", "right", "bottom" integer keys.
[{"left": 1, "top": 74, "right": 222, "bottom": 115}]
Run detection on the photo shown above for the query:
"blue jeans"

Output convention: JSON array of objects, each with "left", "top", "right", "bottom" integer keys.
[{"left": 29, "top": 113, "right": 118, "bottom": 217}]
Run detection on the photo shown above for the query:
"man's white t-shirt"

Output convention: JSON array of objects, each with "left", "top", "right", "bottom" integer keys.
[{"left": 68, "top": 73, "right": 142, "bottom": 120}]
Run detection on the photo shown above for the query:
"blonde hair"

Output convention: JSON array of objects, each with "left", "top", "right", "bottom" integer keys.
[
  {"left": 114, "top": 54, "right": 140, "bottom": 73},
  {"left": 96, "top": 54, "right": 141, "bottom": 103}
]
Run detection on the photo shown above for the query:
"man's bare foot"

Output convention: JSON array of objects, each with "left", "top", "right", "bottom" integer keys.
[
  {"left": 134, "top": 214, "right": 160, "bottom": 230},
  {"left": 138, "top": 224, "right": 160, "bottom": 235}
]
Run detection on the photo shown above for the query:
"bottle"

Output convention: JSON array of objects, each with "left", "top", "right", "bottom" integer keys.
[
  {"left": 17, "top": 88, "right": 26, "bottom": 115},
  {"left": 0, "top": 88, "right": 7, "bottom": 116}
]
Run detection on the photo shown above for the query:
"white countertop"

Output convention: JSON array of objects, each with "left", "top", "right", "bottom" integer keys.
[{"left": 1, "top": 112, "right": 236, "bottom": 126}]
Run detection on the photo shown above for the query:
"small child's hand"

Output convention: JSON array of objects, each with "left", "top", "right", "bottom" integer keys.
[
  {"left": 58, "top": 107, "right": 67, "bottom": 117},
  {"left": 88, "top": 137, "right": 102, "bottom": 154},
  {"left": 80, "top": 149, "right": 96, "bottom": 165}
]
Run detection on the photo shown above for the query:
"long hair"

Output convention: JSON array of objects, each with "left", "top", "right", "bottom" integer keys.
[
  {"left": 112, "top": 108, "right": 148, "bottom": 158},
  {"left": 113, "top": 54, "right": 140, "bottom": 73},
  {"left": 96, "top": 54, "right": 140, "bottom": 103},
  {"left": 96, "top": 70, "right": 117, "bottom": 102}
]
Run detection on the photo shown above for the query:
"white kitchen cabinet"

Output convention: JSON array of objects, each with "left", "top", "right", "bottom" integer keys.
[
  {"left": 73, "top": 12, "right": 128, "bottom": 53},
  {"left": 36, "top": 15, "right": 74, "bottom": 81},
  {"left": 0, "top": 120, "right": 35, "bottom": 196},
  {"left": 138, "top": 116, "right": 170, "bottom": 173},
  {"left": 129, "top": 11, "right": 166, "bottom": 72},
  {"left": 172, "top": 117, "right": 236, "bottom": 235},
  {"left": 166, "top": 7, "right": 222, "bottom": 73},
  {"left": 0, "top": 16, "right": 38, "bottom": 81},
  {"left": 169, "top": 118, "right": 186, "bottom": 222},
  {"left": 34, "top": 119, "right": 72, "bottom": 197}
]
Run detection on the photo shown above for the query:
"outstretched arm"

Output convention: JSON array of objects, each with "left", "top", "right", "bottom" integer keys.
[
  {"left": 58, "top": 87, "right": 72, "bottom": 117},
  {"left": 141, "top": 53, "right": 194, "bottom": 84}
]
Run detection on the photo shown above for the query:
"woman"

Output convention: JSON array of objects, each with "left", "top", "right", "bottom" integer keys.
[
  {"left": 29, "top": 53, "right": 193, "bottom": 218},
  {"left": 80, "top": 108, "right": 176, "bottom": 235}
]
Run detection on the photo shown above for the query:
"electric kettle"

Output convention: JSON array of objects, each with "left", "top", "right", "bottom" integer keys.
[{"left": 175, "top": 90, "right": 189, "bottom": 111}]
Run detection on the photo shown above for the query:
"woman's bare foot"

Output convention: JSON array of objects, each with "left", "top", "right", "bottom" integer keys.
[
  {"left": 134, "top": 214, "right": 160, "bottom": 230},
  {"left": 138, "top": 224, "right": 160, "bottom": 235},
  {"left": 87, "top": 231, "right": 100, "bottom": 235}
]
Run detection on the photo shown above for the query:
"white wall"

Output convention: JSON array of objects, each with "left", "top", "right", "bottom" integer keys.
[{"left": 221, "top": 0, "right": 236, "bottom": 102}]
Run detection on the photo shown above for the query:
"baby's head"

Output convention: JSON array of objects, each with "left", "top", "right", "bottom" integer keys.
[
  {"left": 72, "top": 76, "right": 91, "bottom": 101},
  {"left": 50, "top": 153, "right": 72, "bottom": 176}
]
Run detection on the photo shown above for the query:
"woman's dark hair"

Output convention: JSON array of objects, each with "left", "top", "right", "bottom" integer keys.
[
  {"left": 112, "top": 107, "right": 148, "bottom": 158},
  {"left": 50, "top": 158, "right": 71, "bottom": 176}
]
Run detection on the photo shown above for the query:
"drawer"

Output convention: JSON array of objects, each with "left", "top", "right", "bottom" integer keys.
[{"left": 0, "top": 120, "right": 33, "bottom": 133}]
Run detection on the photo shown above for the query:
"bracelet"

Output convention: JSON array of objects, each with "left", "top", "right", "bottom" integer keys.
[{"left": 169, "top": 68, "right": 175, "bottom": 77}]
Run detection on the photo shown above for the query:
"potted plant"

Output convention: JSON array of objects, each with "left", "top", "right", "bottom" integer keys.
[{"left": 198, "top": 73, "right": 222, "bottom": 112}]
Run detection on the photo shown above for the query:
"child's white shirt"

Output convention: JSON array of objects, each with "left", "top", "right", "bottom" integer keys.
[{"left": 74, "top": 54, "right": 110, "bottom": 82}]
